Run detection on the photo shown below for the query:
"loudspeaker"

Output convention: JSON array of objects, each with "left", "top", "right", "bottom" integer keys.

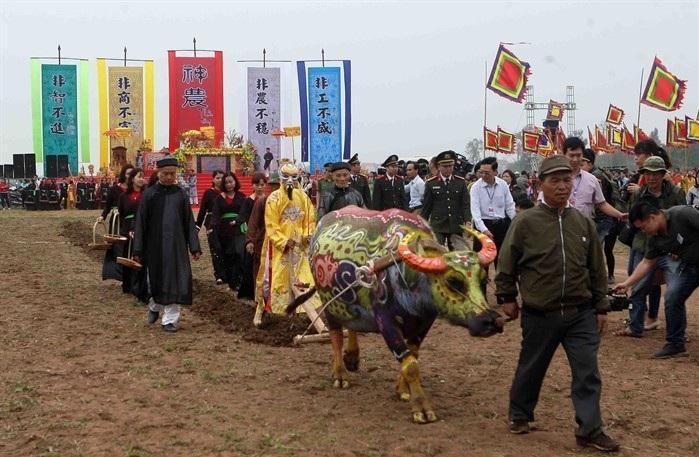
[
  {"left": 3, "top": 165, "right": 13, "bottom": 179},
  {"left": 57, "top": 155, "right": 69, "bottom": 177},
  {"left": 24, "top": 154, "right": 36, "bottom": 178},
  {"left": 46, "top": 156, "right": 58, "bottom": 178},
  {"left": 13, "top": 154, "right": 25, "bottom": 179}
]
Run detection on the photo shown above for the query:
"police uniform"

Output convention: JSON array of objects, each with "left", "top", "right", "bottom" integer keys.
[
  {"left": 421, "top": 150, "right": 471, "bottom": 250},
  {"left": 348, "top": 153, "right": 372, "bottom": 207},
  {"left": 371, "top": 155, "right": 407, "bottom": 211}
]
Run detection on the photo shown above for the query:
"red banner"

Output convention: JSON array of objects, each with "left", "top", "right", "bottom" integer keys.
[{"left": 168, "top": 51, "right": 224, "bottom": 150}]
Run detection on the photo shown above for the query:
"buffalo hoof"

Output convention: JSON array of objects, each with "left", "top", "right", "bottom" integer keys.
[
  {"left": 333, "top": 379, "right": 350, "bottom": 389},
  {"left": 343, "top": 351, "right": 360, "bottom": 372},
  {"left": 253, "top": 310, "right": 263, "bottom": 328},
  {"left": 413, "top": 410, "right": 438, "bottom": 424}
]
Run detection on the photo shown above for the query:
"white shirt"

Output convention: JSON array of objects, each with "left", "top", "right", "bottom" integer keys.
[
  {"left": 404, "top": 174, "right": 425, "bottom": 209},
  {"left": 470, "top": 176, "right": 516, "bottom": 232}
]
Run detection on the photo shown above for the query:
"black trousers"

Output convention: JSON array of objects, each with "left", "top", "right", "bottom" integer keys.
[
  {"left": 207, "top": 230, "right": 226, "bottom": 281},
  {"left": 603, "top": 221, "right": 621, "bottom": 278},
  {"left": 220, "top": 233, "right": 245, "bottom": 290},
  {"left": 509, "top": 307, "right": 603, "bottom": 438},
  {"left": 474, "top": 218, "right": 510, "bottom": 295}
]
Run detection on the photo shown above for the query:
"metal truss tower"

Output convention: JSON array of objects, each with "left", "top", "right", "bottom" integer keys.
[{"left": 524, "top": 85, "right": 577, "bottom": 135}]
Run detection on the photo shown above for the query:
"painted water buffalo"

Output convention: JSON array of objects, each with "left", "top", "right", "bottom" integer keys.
[{"left": 287, "top": 206, "right": 504, "bottom": 423}]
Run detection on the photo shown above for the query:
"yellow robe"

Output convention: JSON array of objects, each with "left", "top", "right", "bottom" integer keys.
[{"left": 255, "top": 187, "right": 321, "bottom": 315}]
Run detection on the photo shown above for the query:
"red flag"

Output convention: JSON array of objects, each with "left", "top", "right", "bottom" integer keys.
[
  {"left": 537, "top": 132, "right": 554, "bottom": 157},
  {"left": 486, "top": 44, "right": 532, "bottom": 103},
  {"left": 595, "top": 125, "right": 609, "bottom": 152},
  {"left": 666, "top": 119, "right": 683, "bottom": 148},
  {"left": 621, "top": 125, "right": 636, "bottom": 154},
  {"left": 546, "top": 100, "right": 565, "bottom": 121},
  {"left": 484, "top": 127, "right": 499, "bottom": 152},
  {"left": 168, "top": 50, "right": 225, "bottom": 150},
  {"left": 497, "top": 127, "right": 515, "bottom": 153},
  {"left": 556, "top": 128, "right": 566, "bottom": 153},
  {"left": 634, "top": 125, "right": 649, "bottom": 142},
  {"left": 588, "top": 127, "right": 597, "bottom": 152},
  {"left": 674, "top": 117, "right": 689, "bottom": 144},
  {"left": 523, "top": 130, "right": 540, "bottom": 153},
  {"left": 605, "top": 104, "right": 624, "bottom": 125},
  {"left": 641, "top": 57, "right": 686, "bottom": 111}
]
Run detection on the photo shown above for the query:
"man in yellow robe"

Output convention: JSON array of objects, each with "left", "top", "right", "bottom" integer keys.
[{"left": 254, "top": 162, "right": 321, "bottom": 326}]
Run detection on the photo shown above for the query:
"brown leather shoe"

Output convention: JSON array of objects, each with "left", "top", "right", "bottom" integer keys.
[
  {"left": 509, "top": 420, "right": 530, "bottom": 434},
  {"left": 576, "top": 431, "right": 620, "bottom": 452}
]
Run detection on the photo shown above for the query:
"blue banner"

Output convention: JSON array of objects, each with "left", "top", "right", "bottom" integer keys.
[
  {"left": 308, "top": 67, "right": 342, "bottom": 174},
  {"left": 41, "top": 64, "right": 78, "bottom": 175}
]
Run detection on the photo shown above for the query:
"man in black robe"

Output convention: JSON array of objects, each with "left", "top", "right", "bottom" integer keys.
[{"left": 133, "top": 157, "right": 201, "bottom": 332}]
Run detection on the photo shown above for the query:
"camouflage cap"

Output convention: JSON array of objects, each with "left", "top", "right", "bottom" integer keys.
[{"left": 639, "top": 156, "right": 667, "bottom": 173}]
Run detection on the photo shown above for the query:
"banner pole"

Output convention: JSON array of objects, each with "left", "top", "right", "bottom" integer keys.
[
  {"left": 483, "top": 59, "right": 488, "bottom": 159},
  {"left": 637, "top": 67, "right": 644, "bottom": 128}
]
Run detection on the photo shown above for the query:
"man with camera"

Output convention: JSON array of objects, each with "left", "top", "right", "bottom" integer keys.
[{"left": 614, "top": 200, "right": 699, "bottom": 359}]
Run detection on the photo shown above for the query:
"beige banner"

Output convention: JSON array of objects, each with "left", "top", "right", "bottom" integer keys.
[{"left": 108, "top": 67, "right": 144, "bottom": 165}]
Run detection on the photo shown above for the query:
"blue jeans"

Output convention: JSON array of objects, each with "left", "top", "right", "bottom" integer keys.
[
  {"left": 627, "top": 249, "right": 661, "bottom": 334},
  {"left": 595, "top": 216, "right": 615, "bottom": 239},
  {"left": 661, "top": 260, "right": 699, "bottom": 347}
]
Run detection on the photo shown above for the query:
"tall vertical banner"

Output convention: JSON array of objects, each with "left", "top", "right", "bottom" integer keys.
[
  {"left": 247, "top": 67, "right": 281, "bottom": 173},
  {"left": 109, "top": 67, "right": 144, "bottom": 162},
  {"left": 97, "top": 60, "right": 154, "bottom": 168},
  {"left": 41, "top": 64, "right": 79, "bottom": 175},
  {"left": 31, "top": 60, "right": 90, "bottom": 176},
  {"left": 297, "top": 61, "right": 351, "bottom": 173},
  {"left": 308, "top": 67, "right": 341, "bottom": 173},
  {"left": 168, "top": 51, "right": 224, "bottom": 151}
]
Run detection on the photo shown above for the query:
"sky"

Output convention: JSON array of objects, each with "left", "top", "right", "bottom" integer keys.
[{"left": 0, "top": 0, "right": 697, "bottom": 168}]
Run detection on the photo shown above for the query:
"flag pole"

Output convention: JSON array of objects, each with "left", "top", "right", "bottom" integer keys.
[
  {"left": 636, "top": 67, "right": 644, "bottom": 128},
  {"left": 483, "top": 59, "right": 488, "bottom": 159}
]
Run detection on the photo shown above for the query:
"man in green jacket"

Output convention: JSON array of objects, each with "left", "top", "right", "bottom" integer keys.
[
  {"left": 617, "top": 156, "right": 685, "bottom": 337},
  {"left": 495, "top": 155, "right": 619, "bottom": 452}
]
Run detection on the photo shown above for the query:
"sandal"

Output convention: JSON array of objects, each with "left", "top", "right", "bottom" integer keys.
[{"left": 614, "top": 327, "right": 643, "bottom": 338}]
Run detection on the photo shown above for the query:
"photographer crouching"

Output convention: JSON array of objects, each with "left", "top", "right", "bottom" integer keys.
[{"left": 614, "top": 199, "right": 699, "bottom": 359}]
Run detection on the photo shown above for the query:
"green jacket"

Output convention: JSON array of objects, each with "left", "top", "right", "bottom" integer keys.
[
  {"left": 629, "top": 181, "right": 685, "bottom": 252},
  {"left": 495, "top": 203, "right": 610, "bottom": 313}
]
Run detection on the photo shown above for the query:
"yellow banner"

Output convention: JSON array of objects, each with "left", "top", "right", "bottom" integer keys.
[
  {"left": 144, "top": 61, "right": 154, "bottom": 148},
  {"left": 284, "top": 126, "right": 301, "bottom": 137},
  {"left": 108, "top": 66, "right": 144, "bottom": 165}
]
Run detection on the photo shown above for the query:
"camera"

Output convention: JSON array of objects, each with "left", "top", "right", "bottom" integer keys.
[{"left": 607, "top": 289, "right": 631, "bottom": 312}]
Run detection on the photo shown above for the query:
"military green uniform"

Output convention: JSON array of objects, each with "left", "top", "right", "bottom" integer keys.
[{"left": 422, "top": 174, "right": 470, "bottom": 247}]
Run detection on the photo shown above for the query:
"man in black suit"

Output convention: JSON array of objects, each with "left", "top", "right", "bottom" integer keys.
[
  {"left": 371, "top": 154, "right": 407, "bottom": 211},
  {"left": 348, "top": 153, "right": 371, "bottom": 208}
]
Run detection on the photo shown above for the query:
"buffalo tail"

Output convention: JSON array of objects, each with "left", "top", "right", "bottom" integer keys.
[{"left": 285, "top": 287, "right": 317, "bottom": 315}]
